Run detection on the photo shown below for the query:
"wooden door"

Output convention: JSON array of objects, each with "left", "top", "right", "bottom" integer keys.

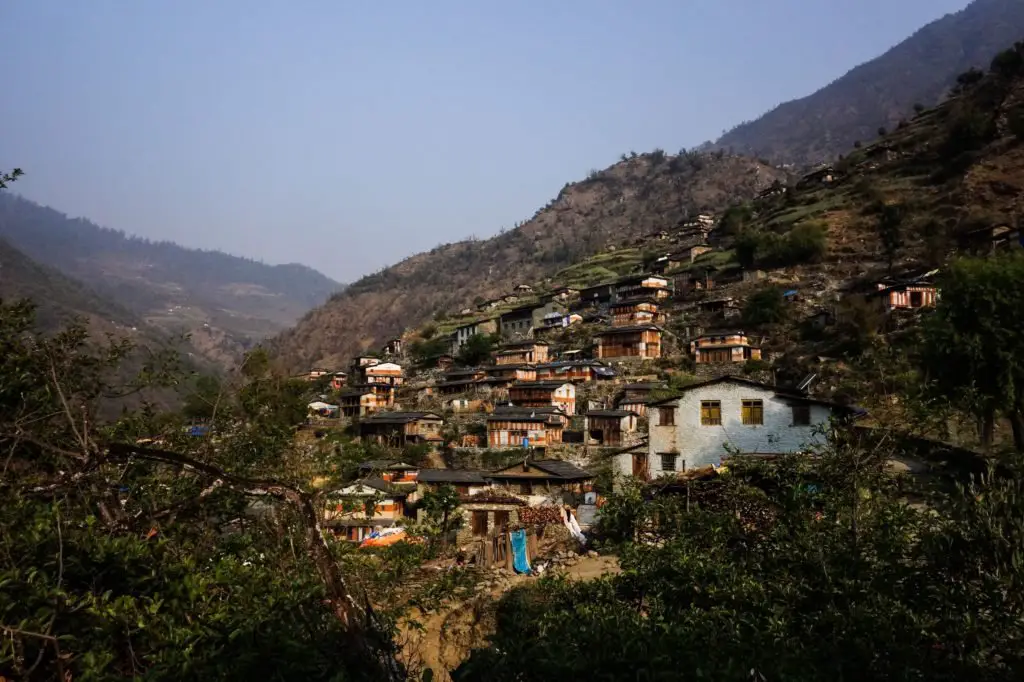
[
  {"left": 632, "top": 453, "right": 649, "bottom": 481},
  {"left": 493, "top": 510, "right": 510, "bottom": 531},
  {"left": 472, "top": 511, "right": 488, "bottom": 537}
]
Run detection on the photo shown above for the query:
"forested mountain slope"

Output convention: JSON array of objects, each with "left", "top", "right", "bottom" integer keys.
[
  {"left": 0, "top": 193, "right": 342, "bottom": 367},
  {"left": 0, "top": 236, "right": 140, "bottom": 333},
  {"left": 713, "top": 0, "right": 1024, "bottom": 165},
  {"left": 273, "top": 152, "right": 787, "bottom": 370}
]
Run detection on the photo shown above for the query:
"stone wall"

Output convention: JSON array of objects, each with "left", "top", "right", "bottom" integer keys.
[{"left": 455, "top": 504, "right": 522, "bottom": 546}]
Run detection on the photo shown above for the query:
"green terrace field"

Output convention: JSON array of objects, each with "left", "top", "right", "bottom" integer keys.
[{"left": 550, "top": 248, "right": 644, "bottom": 288}]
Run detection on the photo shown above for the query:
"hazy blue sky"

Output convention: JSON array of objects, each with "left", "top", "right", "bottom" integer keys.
[{"left": 1, "top": 0, "right": 970, "bottom": 282}]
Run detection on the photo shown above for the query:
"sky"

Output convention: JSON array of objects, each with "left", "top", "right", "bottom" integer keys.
[{"left": 0, "top": 0, "right": 971, "bottom": 283}]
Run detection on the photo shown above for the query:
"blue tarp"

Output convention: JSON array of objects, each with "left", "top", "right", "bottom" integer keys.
[
  {"left": 783, "top": 290, "right": 798, "bottom": 297},
  {"left": 510, "top": 529, "right": 531, "bottom": 574}
]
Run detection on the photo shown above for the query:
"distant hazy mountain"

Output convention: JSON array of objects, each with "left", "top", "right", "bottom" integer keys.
[
  {"left": 0, "top": 193, "right": 342, "bottom": 367},
  {"left": 0, "top": 235, "right": 139, "bottom": 331},
  {"left": 713, "top": 0, "right": 1024, "bottom": 165}
]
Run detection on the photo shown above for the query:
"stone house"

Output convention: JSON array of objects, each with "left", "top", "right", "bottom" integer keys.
[
  {"left": 340, "top": 387, "right": 382, "bottom": 418},
  {"left": 383, "top": 338, "right": 404, "bottom": 356},
  {"left": 594, "top": 325, "right": 663, "bottom": 360},
  {"left": 486, "top": 411, "right": 565, "bottom": 448},
  {"left": 457, "top": 492, "right": 528, "bottom": 544},
  {"left": 617, "top": 376, "right": 848, "bottom": 479},
  {"left": 365, "top": 362, "right": 404, "bottom": 387},
  {"left": 610, "top": 296, "right": 667, "bottom": 327},
  {"left": 870, "top": 282, "right": 939, "bottom": 313},
  {"left": 508, "top": 381, "right": 576, "bottom": 414},
  {"left": 613, "top": 274, "right": 671, "bottom": 301},
  {"left": 448, "top": 397, "right": 489, "bottom": 413},
  {"left": 450, "top": 318, "right": 498, "bottom": 355},
  {"left": 329, "top": 371, "right": 348, "bottom": 391},
  {"left": 691, "top": 331, "right": 762, "bottom": 364},
  {"left": 357, "top": 459, "right": 419, "bottom": 484},
  {"left": 486, "top": 459, "right": 593, "bottom": 498},
  {"left": 324, "top": 478, "right": 410, "bottom": 543},
  {"left": 499, "top": 305, "right": 537, "bottom": 340},
  {"left": 494, "top": 341, "right": 549, "bottom": 366},
  {"left": 547, "top": 287, "right": 581, "bottom": 302},
  {"left": 615, "top": 382, "right": 668, "bottom": 416},
  {"left": 585, "top": 409, "right": 639, "bottom": 446},
  {"left": 416, "top": 469, "right": 490, "bottom": 497},
  {"left": 359, "top": 411, "right": 444, "bottom": 447},
  {"left": 577, "top": 280, "right": 614, "bottom": 303},
  {"left": 534, "top": 359, "right": 616, "bottom": 383}
]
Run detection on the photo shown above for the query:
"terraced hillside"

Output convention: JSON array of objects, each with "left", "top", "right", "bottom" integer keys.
[{"left": 274, "top": 153, "right": 787, "bottom": 371}]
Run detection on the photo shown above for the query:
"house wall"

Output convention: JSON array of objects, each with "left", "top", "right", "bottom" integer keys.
[
  {"left": 882, "top": 286, "right": 939, "bottom": 312},
  {"left": 500, "top": 313, "right": 534, "bottom": 340},
  {"left": 487, "top": 421, "right": 563, "bottom": 447},
  {"left": 615, "top": 383, "right": 833, "bottom": 478},
  {"left": 689, "top": 246, "right": 713, "bottom": 262},
  {"left": 509, "top": 384, "right": 575, "bottom": 413},
  {"left": 455, "top": 504, "right": 522, "bottom": 545},
  {"left": 325, "top": 495, "right": 403, "bottom": 522},
  {"left": 596, "top": 330, "right": 662, "bottom": 360},
  {"left": 536, "top": 366, "right": 596, "bottom": 382},
  {"left": 617, "top": 400, "right": 648, "bottom": 417},
  {"left": 452, "top": 319, "right": 498, "bottom": 352}
]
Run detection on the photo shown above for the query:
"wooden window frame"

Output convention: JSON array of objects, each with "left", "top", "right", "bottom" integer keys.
[
  {"left": 658, "top": 406, "right": 676, "bottom": 427},
  {"left": 741, "top": 399, "right": 764, "bottom": 426},
  {"left": 659, "top": 453, "right": 677, "bottom": 472},
  {"left": 700, "top": 400, "right": 722, "bottom": 426},
  {"left": 791, "top": 403, "right": 812, "bottom": 426}
]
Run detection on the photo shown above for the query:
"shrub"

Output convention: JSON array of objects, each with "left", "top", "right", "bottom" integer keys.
[
  {"left": 877, "top": 126, "right": 888, "bottom": 137},
  {"left": 743, "top": 287, "right": 787, "bottom": 327},
  {"left": 942, "top": 102, "right": 996, "bottom": 157},
  {"left": 743, "top": 358, "right": 771, "bottom": 374},
  {"left": 776, "top": 223, "right": 827, "bottom": 265},
  {"left": 991, "top": 45, "right": 1024, "bottom": 78}
]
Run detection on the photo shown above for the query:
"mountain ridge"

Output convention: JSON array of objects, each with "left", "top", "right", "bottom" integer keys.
[
  {"left": 272, "top": 152, "right": 788, "bottom": 371},
  {"left": 712, "top": 0, "right": 1024, "bottom": 165},
  {"left": 0, "top": 192, "right": 342, "bottom": 368}
]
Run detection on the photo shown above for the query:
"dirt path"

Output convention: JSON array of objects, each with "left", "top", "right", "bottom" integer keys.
[{"left": 400, "top": 554, "right": 620, "bottom": 681}]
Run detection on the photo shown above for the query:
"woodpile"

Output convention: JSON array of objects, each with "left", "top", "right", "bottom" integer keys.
[{"left": 517, "top": 506, "right": 564, "bottom": 526}]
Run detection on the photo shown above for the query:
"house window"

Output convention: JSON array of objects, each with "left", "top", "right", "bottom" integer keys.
[
  {"left": 471, "top": 511, "right": 488, "bottom": 537},
  {"left": 659, "top": 453, "right": 677, "bottom": 472},
  {"left": 700, "top": 401, "right": 722, "bottom": 426},
  {"left": 742, "top": 400, "right": 764, "bottom": 426},
  {"left": 658, "top": 407, "right": 675, "bottom": 426},
  {"left": 519, "top": 481, "right": 533, "bottom": 495},
  {"left": 493, "top": 510, "right": 510, "bottom": 530},
  {"left": 792, "top": 404, "right": 811, "bottom": 426},
  {"left": 455, "top": 485, "right": 470, "bottom": 495}
]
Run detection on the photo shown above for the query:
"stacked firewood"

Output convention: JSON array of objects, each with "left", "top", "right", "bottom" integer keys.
[{"left": 518, "top": 506, "right": 564, "bottom": 526}]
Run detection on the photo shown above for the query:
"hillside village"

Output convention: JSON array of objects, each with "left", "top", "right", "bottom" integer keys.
[
  {"left": 10, "top": 8, "right": 1024, "bottom": 682},
  {"left": 296, "top": 76, "right": 1024, "bottom": 550}
]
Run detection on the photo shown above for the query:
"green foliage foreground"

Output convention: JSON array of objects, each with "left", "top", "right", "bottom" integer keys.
[
  {"left": 455, "top": 436, "right": 1024, "bottom": 681},
  {"left": 0, "top": 300, "right": 401, "bottom": 681}
]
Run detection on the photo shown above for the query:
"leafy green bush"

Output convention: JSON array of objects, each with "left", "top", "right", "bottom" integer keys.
[
  {"left": 454, "top": 441, "right": 1024, "bottom": 681},
  {"left": 738, "top": 224, "right": 828, "bottom": 269},
  {"left": 743, "top": 287, "right": 787, "bottom": 326}
]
